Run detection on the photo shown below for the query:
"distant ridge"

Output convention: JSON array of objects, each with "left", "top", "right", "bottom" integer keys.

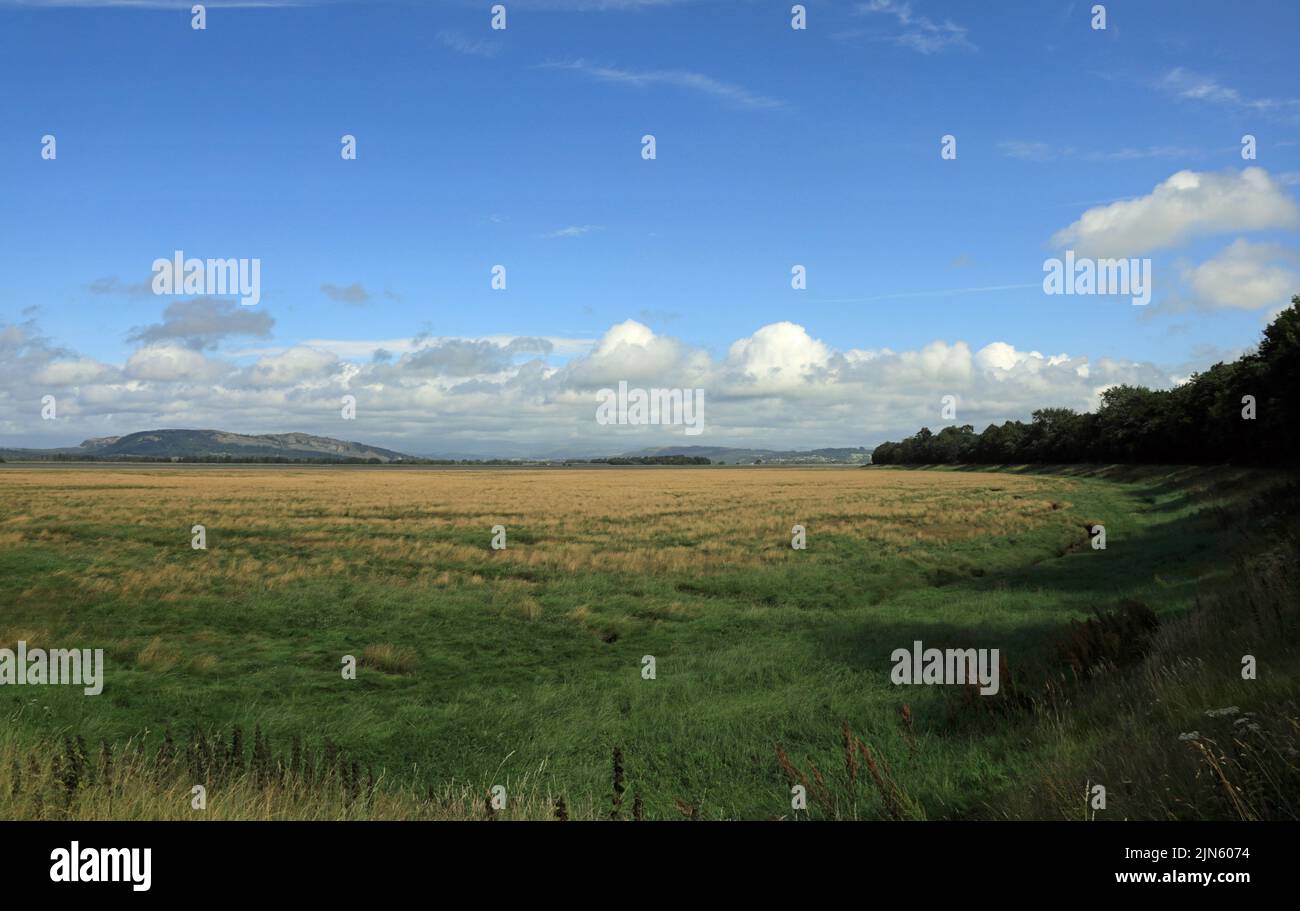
[
  {"left": 0, "top": 431, "right": 873, "bottom": 464},
  {"left": 2, "top": 429, "right": 411, "bottom": 463}
]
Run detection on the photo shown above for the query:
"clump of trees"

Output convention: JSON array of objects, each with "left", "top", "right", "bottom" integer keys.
[{"left": 871, "top": 295, "right": 1300, "bottom": 467}]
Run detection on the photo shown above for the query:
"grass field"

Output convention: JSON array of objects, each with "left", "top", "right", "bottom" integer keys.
[{"left": 0, "top": 465, "right": 1295, "bottom": 820}]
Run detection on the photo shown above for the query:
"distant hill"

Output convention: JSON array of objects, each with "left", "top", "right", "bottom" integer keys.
[
  {"left": 619, "top": 445, "right": 871, "bottom": 465},
  {"left": 1, "top": 429, "right": 411, "bottom": 463},
  {"left": 0, "top": 431, "right": 872, "bottom": 465}
]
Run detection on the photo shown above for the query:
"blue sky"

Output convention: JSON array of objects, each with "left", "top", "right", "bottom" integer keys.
[{"left": 1, "top": 0, "right": 1298, "bottom": 456}]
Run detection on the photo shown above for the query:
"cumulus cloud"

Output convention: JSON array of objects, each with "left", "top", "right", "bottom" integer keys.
[
  {"left": 726, "top": 322, "right": 832, "bottom": 387},
  {"left": 1, "top": 314, "right": 1192, "bottom": 456},
  {"left": 124, "top": 345, "right": 228, "bottom": 383},
  {"left": 568, "top": 320, "right": 707, "bottom": 388},
  {"left": 401, "top": 338, "right": 549, "bottom": 377},
  {"left": 240, "top": 347, "right": 340, "bottom": 387},
  {"left": 1051, "top": 167, "right": 1300, "bottom": 258},
  {"left": 1181, "top": 238, "right": 1300, "bottom": 311},
  {"left": 595, "top": 319, "right": 656, "bottom": 355},
  {"left": 33, "top": 358, "right": 116, "bottom": 386},
  {"left": 127, "top": 298, "right": 275, "bottom": 350}
]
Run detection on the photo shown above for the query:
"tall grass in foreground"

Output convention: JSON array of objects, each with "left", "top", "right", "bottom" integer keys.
[
  {"left": 0, "top": 724, "right": 598, "bottom": 820},
  {"left": 986, "top": 495, "right": 1299, "bottom": 821}
]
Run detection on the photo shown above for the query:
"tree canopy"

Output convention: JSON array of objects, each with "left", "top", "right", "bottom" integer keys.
[{"left": 871, "top": 295, "right": 1300, "bottom": 467}]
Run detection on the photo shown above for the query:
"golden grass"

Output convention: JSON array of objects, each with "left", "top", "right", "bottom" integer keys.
[
  {"left": 0, "top": 467, "right": 1072, "bottom": 601},
  {"left": 136, "top": 636, "right": 182, "bottom": 672},
  {"left": 359, "top": 643, "right": 418, "bottom": 675},
  {"left": 0, "top": 726, "right": 590, "bottom": 821}
]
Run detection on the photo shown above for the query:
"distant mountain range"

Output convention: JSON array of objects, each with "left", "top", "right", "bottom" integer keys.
[
  {"left": 0, "top": 430, "right": 872, "bottom": 464},
  {"left": 0, "top": 429, "right": 410, "bottom": 462}
]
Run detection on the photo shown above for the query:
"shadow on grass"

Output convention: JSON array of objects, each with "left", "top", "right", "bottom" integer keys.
[{"left": 815, "top": 465, "right": 1269, "bottom": 678}]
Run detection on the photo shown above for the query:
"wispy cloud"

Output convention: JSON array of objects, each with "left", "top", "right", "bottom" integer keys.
[
  {"left": 1159, "top": 67, "right": 1300, "bottom": 120},
  {"left": 855, "top": 0, "right": 975, "bottom": 54},
  {"left": 88, "top": 275, "right": 154, "bottom": 298},
  {"left": 543, "top": 225, "right": 603, "bottom": 239},
  {"left": 437, "top": 29, "right": 499, "bottom": 59},
  {"left": 1098, "top": 145, "right": 1205, "bottom": 162},
  {"left": 320, "top": 283, "right": 370, "bottom": 305},
  {"left": 999, "top": 140, "right": 1205, "bottom": 162},
  {"left": 3, "top": 1, "right": 307, "bottom": 7},
  {"left": 538, "top": 60, "right": 784, "bottom": 110},
  {"left": 501, "top": 0, "right": 697, "bottom": 9},
  {"left": 998, "top": 140, "right": 1057, "bottom": 162}
]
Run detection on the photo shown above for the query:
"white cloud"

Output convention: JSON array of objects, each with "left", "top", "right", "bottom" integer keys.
[
  {"left": 241, "top": 347, "right": 340, "bottom": 387},
  {"left": 879, "top": 339, "right": 972, "bottom": 386},
  {"left": 1052, "top": 167, "right": 1300, "bottom": 258},
  {"left": 595, "top": 319, "right": 656, "bottom": 356},
  {"left": 124, "top": 345, "right": 227, "bottom": 383},
  {"left": 726, "top": 322, "right": 831, "bottom": 387},
  {"left": 1182, "top": 238, "right": 1300, "bottom": 311},
  {"left": 572, "top": 319, "right": 704, "bottom": 386},
  {"left": 34, "top": 358, "right": 115, "bottom": 386},
  {"left": 2, "top": 316, "right": 1190, "bottom": 455}
]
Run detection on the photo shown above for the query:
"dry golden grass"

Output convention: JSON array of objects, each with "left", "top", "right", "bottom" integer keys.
[
  {"left": 0, "top": 726, "right": 590, "bottom": 820},
  {"left": 0, "top": 467, "right": 1071, "bottom": 601},
  {"left": 136, "top": 636, "right": 182, "bottom": 672},
  {"left": 359, "top": 643, "right": 418, "bottom": 674}
]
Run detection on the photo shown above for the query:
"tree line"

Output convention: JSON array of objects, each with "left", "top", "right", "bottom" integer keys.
[
  {"left": 871, "top": 295, "right": 1300, "bottom": 467},
  {"left": 581, "top": 456, "right": 712, "bottom": 465}
]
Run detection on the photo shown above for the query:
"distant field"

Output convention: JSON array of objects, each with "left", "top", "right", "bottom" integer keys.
[{"left": 0, "top": 466, "right": 1294, "bottom": 820}]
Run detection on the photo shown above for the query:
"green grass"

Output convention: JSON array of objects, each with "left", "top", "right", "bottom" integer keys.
[{"left": 0, "top": 465, "right": 1294, "bottom": 819}]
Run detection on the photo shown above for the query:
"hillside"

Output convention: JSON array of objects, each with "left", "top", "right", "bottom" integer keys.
[{"left": 1, "top": 429, "right": 411, "bottom": 463}]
